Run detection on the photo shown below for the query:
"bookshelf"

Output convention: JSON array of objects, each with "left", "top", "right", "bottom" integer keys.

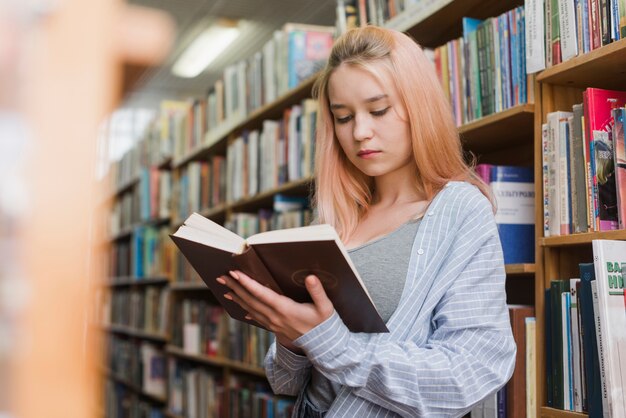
[
  {"left": 102, "top": 0, "right": 539, "bottom": 416},
  {"left": 533, "top": 30, "right": 626, "bottom": 418}
]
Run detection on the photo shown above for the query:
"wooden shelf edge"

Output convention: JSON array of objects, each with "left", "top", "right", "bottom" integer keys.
[
  {"left": 505, "top": 263, "right": 536, "bottom": 275},
  {"left": 104, "top": 368, "right": 168, "bottom": 404},
  {"left": 172, "top": 177, "right": 312, "bottom": 228},
  {"left": 458, "top": 104, "right": 535, "bottom": 135},
  {"left": 166, "top": 345, "right": 266, "bottom": 377},
  {"left": 106, "top": 277, "right": 170, "bottom": 287},
  {"left": 540, "top": 229, "right": 626, "bottom": 246},
  {"left": 169, "top": 282, "right": 207, "bottom": 291},
  {"left": 536, "top": 38, "right": 626, "bottom": 83},
  {"left": 540, "top": 406, "right": 587, "bottom": 418},
  {"left": 229, "top": 177, "right": 313, "bottom": 210},
  {"left": 106, "top": 325, "right": 169, "bottom": 342}
]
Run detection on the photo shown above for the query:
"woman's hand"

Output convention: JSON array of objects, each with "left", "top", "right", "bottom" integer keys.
[{"left": 217, "top": 270, "right": 334, "bottom": 344}]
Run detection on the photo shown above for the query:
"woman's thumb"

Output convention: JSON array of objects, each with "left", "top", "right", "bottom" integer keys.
[{"left": 305, "top": 275, "right": 333, "bottom": 313}]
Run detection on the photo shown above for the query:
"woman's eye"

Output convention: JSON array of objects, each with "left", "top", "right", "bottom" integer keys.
[
  {"left": 371, "top": 107, "right": 390, "bottom": 117},
  {"left": 335, "top": 115, "right": 353, "bottom": 124}
]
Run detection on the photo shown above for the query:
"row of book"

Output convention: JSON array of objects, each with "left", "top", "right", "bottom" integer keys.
[
  {"left": 171, "top": 298, "right": 273, "bottom": 367},
  {"left": 335, "top": 0, "right": 422, "bottom": 33},
  {"left": 106, "top": 286, "right": 169, "bottom": 336},
  {"left": 108, "top": 145, "right": 141, "bottom": 194},
  {"left": 226, "top": 99, "right": 318, "bottom": 202},
  {"left": 544, "top": 240, "right": 626, "bottom": 417},
  {"left": 110, "top": 189, "right": 140, "bottom": 236},
  {"left": 541, "top": 87, "right": 626, "bottom": 236},
  {"left": 432, "top": 8, "right": 531, "bottom": 126},
  {"left": 526, "top": 0, "right": 626, "bottom": 73},
  {"left": 175, "top": 155, "right": 227, "bottom": 223},
  {"left": 223, "top": 199, "right": 313, "bottom": 239},
  {"left": 170, "top": 23, "right": 334, "bottom": 163},
  {"left": 168, "top": 358, "right": 295, "bottom": 418},
  {"left": 471, "top": 306, "right": 537, "bottom": 418},
  {"left": 130, "top": 225, "right": 174, "bottom": 279},
  {"left": 107, "top": 335, "right": 167, "bottom": 398},
  {"left": 139, "top": 167, "right": 172, "bottom": 222},
  {"left": 105, "top": 380, "right": 165, "bottom": 418}
]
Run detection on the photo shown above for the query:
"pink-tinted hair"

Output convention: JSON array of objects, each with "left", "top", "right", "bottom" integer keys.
[{"left": 312, "top": 26, "right": 493, "bottom": 239}]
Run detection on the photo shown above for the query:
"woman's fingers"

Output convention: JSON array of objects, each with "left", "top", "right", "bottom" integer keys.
[
  {"left": 217, "top": 273, "right": 276, "bottom": 320},
  {"left": 231, "top": 270, "right": 288, "bottom": 307}
]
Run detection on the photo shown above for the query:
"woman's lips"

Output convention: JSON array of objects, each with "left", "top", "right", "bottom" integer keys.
[{"left": 357, "top": 150, "right": 381, "bottom": 158}]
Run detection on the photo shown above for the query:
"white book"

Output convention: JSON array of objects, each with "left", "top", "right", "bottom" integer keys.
[
  {"left": 592, "top": 240, "right": 626, "bottom": 417},
  {"left": 542, "top": 123, "right": 551, "bottom": 236},
  {"left": 288, "top": 105, "right": 302, "bottom": 182},
  {"left": 525, "top": 0, "right": 546, "bottom": 73},
  {"left": 526, "top": 317, "right": 537, "bottom": 418},
  {"left": 562, "top": 291, "right": 573, "bottom": 410},
  {"left": 262, "top": 37, "right": 276, "bottom": 104},
  {"left": 558, "top": 0, "right": 579, "bottom": 61},
  {"left": 247, "top": 130, "right": 259, "bottom": 196},
  {"left": 591, "top": 279, "right": 611, "bottom": 417}
]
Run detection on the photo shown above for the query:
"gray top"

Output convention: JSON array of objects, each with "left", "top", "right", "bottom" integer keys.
[{"left": 306, "top": 217, "right": 421, "bottom": 411}]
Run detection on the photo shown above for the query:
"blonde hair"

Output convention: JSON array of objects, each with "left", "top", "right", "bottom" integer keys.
[{"left": 312, "top": 26, "right": 492, "bottom": 239}]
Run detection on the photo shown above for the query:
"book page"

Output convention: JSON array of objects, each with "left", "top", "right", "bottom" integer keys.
[
  {"left": 246, "top": 223, "right": 337, "bottom": 244},
  {"left": 172, "top": 213, "right": 244, "bottom": 254}
]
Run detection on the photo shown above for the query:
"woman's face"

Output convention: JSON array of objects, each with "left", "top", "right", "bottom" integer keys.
[{"left": 327, "top": 63, "right": 414, "bottom": 179}]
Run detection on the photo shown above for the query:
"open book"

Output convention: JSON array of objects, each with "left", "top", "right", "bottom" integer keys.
[{"left": 170, "top": 213, "right": 388, "bottom": 333}]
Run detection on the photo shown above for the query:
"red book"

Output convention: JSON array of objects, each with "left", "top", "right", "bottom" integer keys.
[{"left": 582, "top": 88, "right": 626, "bottom": 231}]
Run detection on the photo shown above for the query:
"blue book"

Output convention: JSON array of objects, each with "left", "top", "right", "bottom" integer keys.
[
  {"left": 490, "top": 165, "right": 535, "bottom": 264},
  {"left": 579, "top": 262, "right": 604, "bottom": 418},
  {"left": 462, "top": 17, "right": 482, "bottom": 36}
]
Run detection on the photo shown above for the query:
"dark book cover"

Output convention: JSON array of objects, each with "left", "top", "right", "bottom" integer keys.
[
  {"left": 579, "top": 262, "right": 604, "bottom": 418},
  {"left": 551, "top": 279, "right": 569, "bottom": 409},
  {"left": 171, "top": 234, "right": 388, "bottom": 333},
  {"left": 545, "top": 287, "right": 554, "bottom": 407}
]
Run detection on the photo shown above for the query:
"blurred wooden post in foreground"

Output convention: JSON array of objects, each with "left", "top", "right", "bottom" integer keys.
[{"left": 14, "top": 0, "right": 173, "bottom": 416}]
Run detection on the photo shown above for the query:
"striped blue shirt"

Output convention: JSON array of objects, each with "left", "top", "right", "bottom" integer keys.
[{"left": 264, "top": 181, "right": 516, "bottom": 417}]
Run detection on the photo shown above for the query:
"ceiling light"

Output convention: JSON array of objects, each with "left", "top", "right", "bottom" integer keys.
[{"left": 171, "top": 22, "right": 240, "bottom": 78}]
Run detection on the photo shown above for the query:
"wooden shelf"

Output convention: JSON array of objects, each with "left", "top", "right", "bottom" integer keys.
[
  {"left": 106, "top": 277, "right": 170, "bottom": 287},
  {"left": 172, "top": 178, "right": 312, "bottom": 228},
  {"left": 164, "top": 412, "right": 183, "bottom": 418},
  {"left": 108, "top": 226, "right": 134, "bottom": 242},
  {"left": 169, "top": 281, "right": 207, "bottom": 291},
  {"left": 104, "top": 368, "right": 167, "bottom": 404},
  {"left": 107, "top": 216, "right": 171, "bottom": 243},
  {"left": 386, "top": 0, "right": 524, "bottom": 49},
  {"left": 105, "top": 324, "right": 169, "bottom": 343},
  {"left": 505, "top": 263, "right": 535, "bottom": 275},
  {"left": 172, "top": 73, "right": 319, "bottom": 169},
  {"left": 540, "top": 229, "right": 626, "bottom": 247},
  {"left": 536, "top": 38, "right": 626, "bottom": 90},
  {"left": 230, "top": 177, "right": 313, "bottom": 213},
  {"left": 540, "top": 407, "right": 587, "bottom": 418},
  {"left": 166, "top": 345, "right": 266, "bottom": 378},
  {"left": 459, "top": 104, "right": 535, "bottom": 153}
]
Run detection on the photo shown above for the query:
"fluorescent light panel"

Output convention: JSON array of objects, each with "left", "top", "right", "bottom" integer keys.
[{"left": 172, "top": 24, "right": 240, "bottom": 78}]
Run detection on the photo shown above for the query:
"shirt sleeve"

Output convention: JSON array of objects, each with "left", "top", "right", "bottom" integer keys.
[
  {"left": 264, "top": 340, "right": 312, "bottom": 396},
  {"left": 292, "top": 197, "right": 516, "bottom": 417}
]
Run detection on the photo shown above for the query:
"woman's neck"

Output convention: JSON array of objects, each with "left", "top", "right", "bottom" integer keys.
[{"left": 371, "top": 169, "right": 425, "bottom": 207}]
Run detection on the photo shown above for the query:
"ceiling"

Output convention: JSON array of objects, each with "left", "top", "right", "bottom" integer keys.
[{"left": 122, "top": 0, "right": 338, "bottom": 109}]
